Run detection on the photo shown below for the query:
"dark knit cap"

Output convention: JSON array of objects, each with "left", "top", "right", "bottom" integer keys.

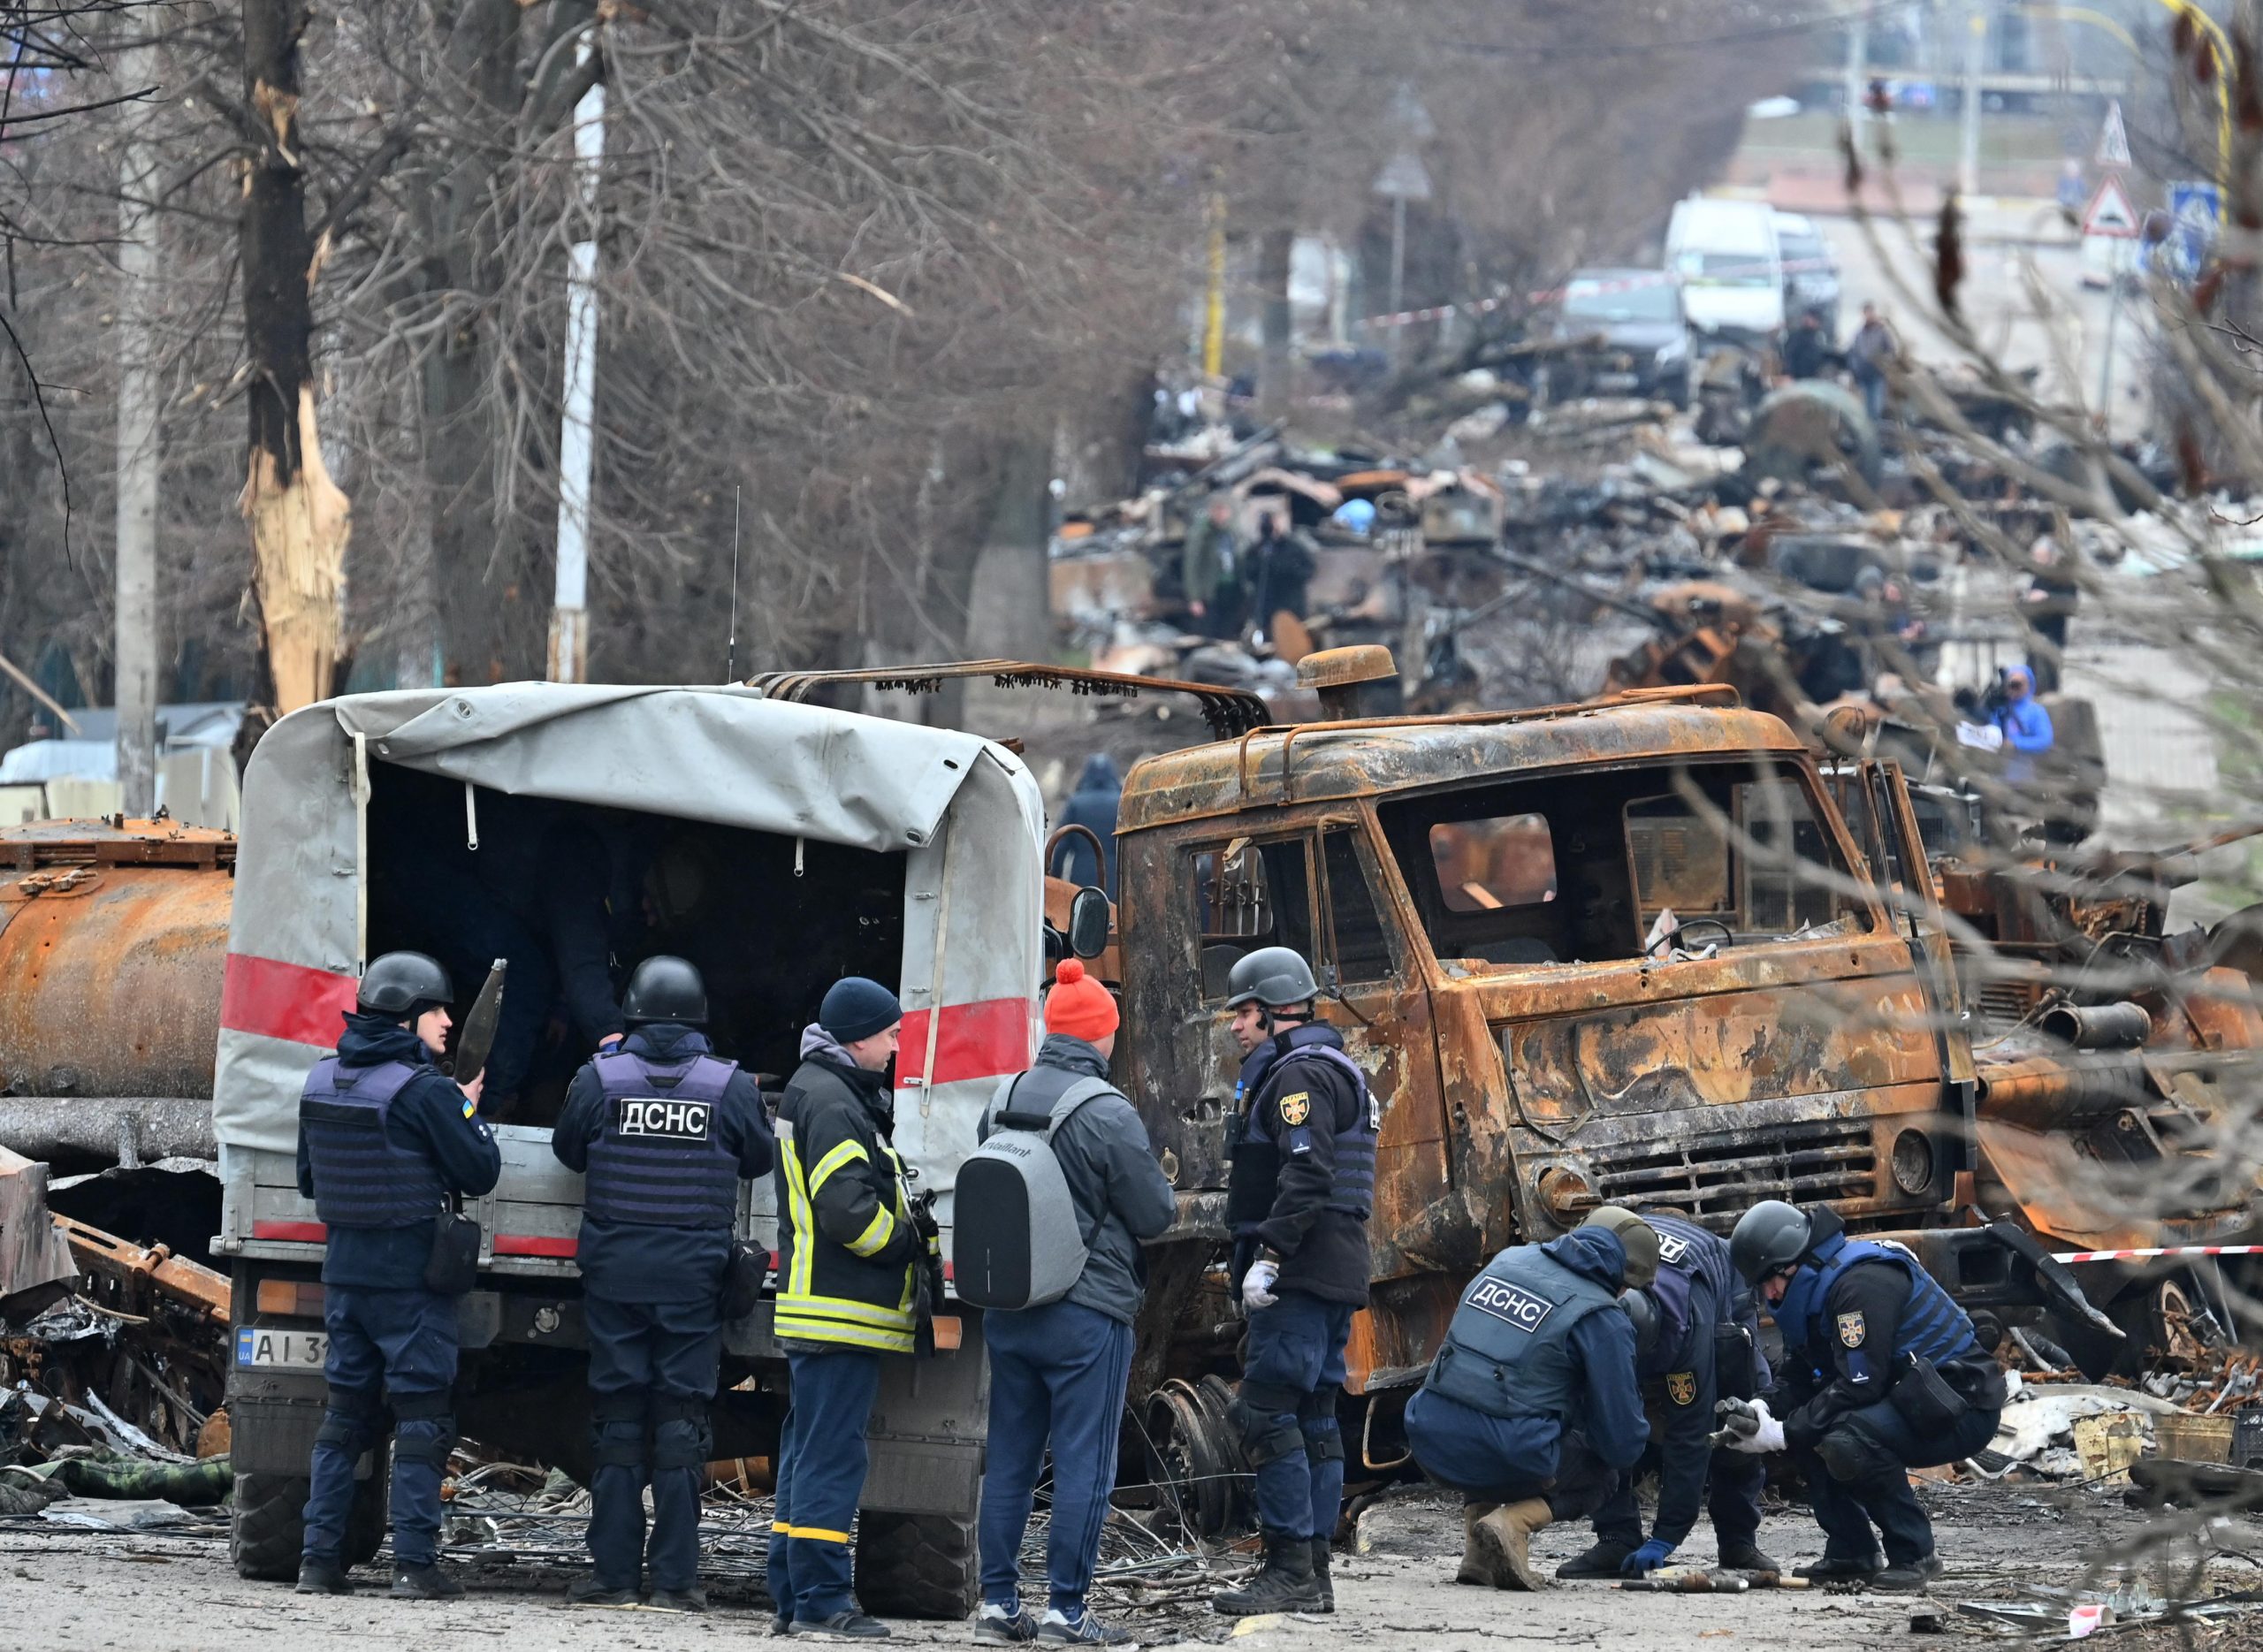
[{"left": 819, "top": 977, "right": 903, "bottom": 1044}]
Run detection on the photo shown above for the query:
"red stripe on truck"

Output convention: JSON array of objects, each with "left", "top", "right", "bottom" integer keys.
[
  {"left": 253, "top": 1220, "right": 327, "bottom": 1243},
  {"left": 222, "top": 954, "right": 359, "bottom": 1047},
  {"left": 898, "top": 997, "right": 1034, "bottom": 1087},
  {"left": 493, "top": 1234, "right": 578, "bottom": 1259}
]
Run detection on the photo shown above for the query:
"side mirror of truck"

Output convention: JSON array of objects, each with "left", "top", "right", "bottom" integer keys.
[{"left": 1069, "top": 886, "right": 1111, "bottom": 960}]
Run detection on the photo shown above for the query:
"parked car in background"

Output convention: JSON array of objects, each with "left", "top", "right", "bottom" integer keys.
[
  {"left": 1548, "top": 268, "right": 1691, "bottom": 407},
  {"left": 1665, "top": 195, "right": 1785, "bottom": 341},
  {"left": 1773, "top": 210, "right": 1841, "bottom": 334}
]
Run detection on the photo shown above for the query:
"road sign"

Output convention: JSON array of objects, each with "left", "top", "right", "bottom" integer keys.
[
  {"left": 1372, "top": 150, "right": 1433, "bottom": 202},
  {"left": 2083, "top": 174, "right": 2140, "bottom": 239},
  {"left": 2096, "top": 98, "right": 2131, "bottom": 169},
  {"left": 2169, "top": 179, "right": 2221, "bottom": 278}
]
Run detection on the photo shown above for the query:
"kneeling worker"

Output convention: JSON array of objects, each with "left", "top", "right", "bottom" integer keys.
[
  {"left": 294, "top": 952, "right": 500, "bottom": 1599},
  {"left": 1725, "top": 1200, "right": 2007, "bottom": 1591},
  {"left": 971, "top": 960, "right": 1177, "bottom": 1647},
  {"left": 1403, "top": 1209, "right": 1655, "bottom": 1591},
  {"left": 1558, "top": 1209, "right": 1777, "bottom": 1579},
  {"left": 552, "top": 956, "right": 774, "bottom": 1610}
]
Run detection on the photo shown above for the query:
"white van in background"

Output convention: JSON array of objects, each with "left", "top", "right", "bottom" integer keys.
[{"left": 1665, "top": 196, "right": 1785, "bottom": 339}]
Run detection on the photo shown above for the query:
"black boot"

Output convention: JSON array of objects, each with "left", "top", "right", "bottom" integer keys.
[
  {"left": 1210, "top": 1530, "right": 1324, "bottom": 1616},
  {"left": 1872, "top": 1554, "right": 1944, "bottom": 1593},
  {"left": 1309, "top": 1539, "right": 1334, "bottom": 1614},
  {"left": 390, "top": 1563, "right": 465, "bottom": 1600},
  {"left": 294, "top": 1557, "right": 353, "bottom": 1595},
  {"left": 1794, "top": 1552, "right": 1883, "bottom": 1583},
  {"left": 1555, "top": 1540, "right": 1634, "bottom": 1580},
  {"left": 1718, "top": 1540, "right": 1783, "bottom": 1574}
]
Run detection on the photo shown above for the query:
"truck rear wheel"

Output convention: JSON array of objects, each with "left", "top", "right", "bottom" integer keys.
[
  {"left": 230, "top": 1465, "right": 387, "bottom": 1580},
  {"left": 855, "top": 1511, "right": 977, "bottom": 1619}
]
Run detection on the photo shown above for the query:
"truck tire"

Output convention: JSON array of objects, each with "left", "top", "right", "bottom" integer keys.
[
  {"left": 230, "top": 1464, "right": 388, "bottom": 1580},
  {"left": 854, "top": 1511, "right": 978, "bottom": 1619}
]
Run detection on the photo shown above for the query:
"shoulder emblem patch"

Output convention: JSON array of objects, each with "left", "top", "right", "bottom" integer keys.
[
  {"left": 1656, "top": 1233, "right": 1689, "bottom": 1266},
  {"left": 461, "top": 1096, "right": 477, "bottom": 1119},
  {"left": 1276, "top": 1092, "right": 1311, "bottom": 1126},
  {"left": 1666, "top": 1371, "right": 1697, "bottom": 1406},
  {"left": 1837, "top": 1311, "right": 1867, "bottom": 1349}
]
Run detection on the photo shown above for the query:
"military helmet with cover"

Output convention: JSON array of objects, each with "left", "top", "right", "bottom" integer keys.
[
  {"left": 358, "top": 951, "right": 454, "bottom": 1017},
  {"left": 1581, "top": 1205, "right": 1661, "bottom": 1290},
  {"left": 621, "top": 955, "right": 709, "bottom": 1026},
  {"left": 1224, "top": 946, "right": 1322, "bottom": 1010},
  {"left": 1729, "top": 1199, "right": 1814, "bottom": 1284}
]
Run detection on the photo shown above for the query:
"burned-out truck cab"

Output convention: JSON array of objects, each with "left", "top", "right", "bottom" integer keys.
[{"left": 1116, "top": 650, "right": 2235, "bottom": 1490}]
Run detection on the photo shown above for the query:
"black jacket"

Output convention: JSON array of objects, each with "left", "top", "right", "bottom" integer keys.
[
  {"left": 1776, "top": 1259, "right": 1911, "bottom": 1451},
  {"left": 551, "top": 1023, "right": 775, "bottom": 1306},
  {"left": 1239, "top": 1024, "right": 1371, "bottom": 1306},
  {"left": 773, "top": 1027, "right": 919, "bottom": 1353},
  {"left": 296, "top": 1013, "right": 502, "bottom": 1290}
]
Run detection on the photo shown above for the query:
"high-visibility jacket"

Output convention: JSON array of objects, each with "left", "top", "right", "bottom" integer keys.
[{"left": 773, "top": 1052, "right": 917, "bottom": 1353}]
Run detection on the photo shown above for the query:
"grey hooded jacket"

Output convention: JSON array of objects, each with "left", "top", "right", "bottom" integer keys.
[{"left": 979, "top": 1033, "right": 1177, "bottom": 1325}]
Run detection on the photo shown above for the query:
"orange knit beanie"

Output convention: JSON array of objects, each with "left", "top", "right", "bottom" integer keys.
[{"left": 1044, "top": 958, "right": 1119, "bottom": 1043}]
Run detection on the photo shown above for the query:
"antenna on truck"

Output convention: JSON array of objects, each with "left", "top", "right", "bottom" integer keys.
[{"left": 726, "top": 485, "right": 743, "bottom": 684}]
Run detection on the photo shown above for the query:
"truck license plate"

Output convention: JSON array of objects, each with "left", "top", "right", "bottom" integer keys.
[{"left": 235, "top": 1327, "right": 327, "bottom": 1370}]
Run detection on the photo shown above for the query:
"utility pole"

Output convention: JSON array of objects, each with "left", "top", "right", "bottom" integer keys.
[
  {"left": 548, "top": 30, "right": 605, "bottom": 684},
  {"left": 1202, "top": 190, "right": 1225, "bottom": 379},
  {"left": 113, "top": 32, "right": 159, "bottom": 815},
  {"left": 1959, "top": 3, "right": 1987, "bottom": 199}
]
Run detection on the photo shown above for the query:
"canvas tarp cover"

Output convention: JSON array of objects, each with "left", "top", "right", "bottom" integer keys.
[{"left": 214, "top": 683, "right": 1043, "bottom": 1157}]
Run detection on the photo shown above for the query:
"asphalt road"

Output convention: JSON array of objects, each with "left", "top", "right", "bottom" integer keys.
[{"left": 1816, "top": 209, "right": 2154, "bottom": 441}]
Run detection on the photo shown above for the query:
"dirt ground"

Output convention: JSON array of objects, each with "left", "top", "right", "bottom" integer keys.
[{"left": 4, "top": 1481, "right": 2260, "bottom": 1650}]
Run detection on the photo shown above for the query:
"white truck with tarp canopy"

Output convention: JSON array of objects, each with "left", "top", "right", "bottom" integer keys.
[{"left": 210, "top": 682, "right": 1045, "bottom": 1612}]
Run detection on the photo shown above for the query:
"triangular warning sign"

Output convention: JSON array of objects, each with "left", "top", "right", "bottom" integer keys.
[
  {"left": 2083, "top": 175, "right": 2140, "bottom": 239},
  {"left": 2097, "top": 99, "right": 2131, "bottom": 169}
]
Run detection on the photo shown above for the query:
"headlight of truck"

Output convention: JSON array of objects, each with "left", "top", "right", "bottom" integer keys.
[{"left": 1891, "top": 1130, "right": 1935, "bottom": 1195}]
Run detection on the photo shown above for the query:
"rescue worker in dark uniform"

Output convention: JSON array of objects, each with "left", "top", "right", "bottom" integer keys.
[
  {"left": 1402, "top": 1211, "right": 1654, "bottom": 1592},
  {"left": 767, "top": 977, "right": 924, "bottom": 1641},
  {"left": 1558, "top": 1210, "right": 1777, "bottom": 1579},
  {"left": 1726, "top": 1200, "right": 2008, "bottom": 1592},
  {"left": 551, "top": 956, "right": 774, "bottom": 1610},
  {"left": 293, "top": 952, "right": 500, "bottom": 1600},
  {"left": 1210, "top": 948, "right": 1375, "bottom": 1618}
]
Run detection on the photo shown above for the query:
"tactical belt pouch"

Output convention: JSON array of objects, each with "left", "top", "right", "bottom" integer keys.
[
  {"left": 1889, "top": 1351, "right": 1970, "bottom": 1432},
  {"left": 721, "top": 1241, "right": 765, "bottom": 1321},
  {"left": 1713, "top": 1323, "right": 1758, "bottom": 1403},
  {"left": 423, "top": 1206, "right": 482, "bottom": 1296}
]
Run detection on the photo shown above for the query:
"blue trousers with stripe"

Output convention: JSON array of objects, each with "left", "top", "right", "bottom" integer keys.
[
  {"left": 767, "top": 1347, "right": 882, "bottom": 1622},
  {"left": 979, "top": 1300, "right": 1136, "bottom": 1615}
]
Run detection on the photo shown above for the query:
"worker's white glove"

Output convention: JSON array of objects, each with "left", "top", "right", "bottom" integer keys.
[
  {"left": 1711, "top": 1397, "right": 1785, "bottom": 1455},
  {"left": 1242, "top": 1257, "right": 1281, "bottom": 1313}
]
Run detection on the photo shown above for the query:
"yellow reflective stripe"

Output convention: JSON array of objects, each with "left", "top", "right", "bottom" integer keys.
[
  {"left": 772, "top": 1522, "right": 790, "bottom": 1534},
  {"left": 786, "top": 1526, "right": 850, "bottom": 1543},
  {"left": 846, "top": 1204, "right": 895, "bottom": 1259},
  {"left": 773, "top": 1315, "right": 915, "bottom": 1353},
  {"left": 807, "top": 1138, "right": 870, "bottom": 1199},
  {"left": 781, "top": 1136, "right": 817, "bottom": 1301},
  {"left": 777, "top": 1290, "right": 914, "bottom": 1328}
]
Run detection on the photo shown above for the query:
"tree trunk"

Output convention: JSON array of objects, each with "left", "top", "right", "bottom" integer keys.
[
  {"left": 960, "top": 432, "right": 1054, "bottom": 727},
  {"left": 240, "top": 0, "right": 349, "bottom": 714},
  {"left": 1257, "top": 225, "right": 1295, "bottom": 423},
  {"left": 113, "top": 33, "right": 160, "bottom": 814}
]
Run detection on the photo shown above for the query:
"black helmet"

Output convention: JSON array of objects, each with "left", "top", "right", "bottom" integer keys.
[
  {"left": 622, "top": 955, "right": 708, "bottom": 1026},
  {"left": 1729, "top": 1199, "right": 1814, "bottom": 1285},
  {"left": 1224, "top": 946, "right": 1321, "bottom": 1010},
  {"left": 360, "top": 951, "right": 454, "bottom": 1017},
  {"left": 1619, "top": 1288, "right": 1661, "bottom": 1362}
]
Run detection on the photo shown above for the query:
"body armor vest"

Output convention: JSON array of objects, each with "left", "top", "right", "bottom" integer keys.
[
  {"left": 1779, "top": 1235, "right": 1980, "bottom": 1382},
  {"left": 299, "top": 1058, "right": 445, "bottom": 1229},
  {"left": 1425, "top": 1244, "right": 1619, "bottom": 1421},
  {"left": 583, "top": 1050, "right": 742, "bottom": 1229}
]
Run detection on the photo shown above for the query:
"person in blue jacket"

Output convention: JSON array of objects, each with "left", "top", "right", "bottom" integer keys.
[
  {"left": 1402, "top": 1212, "right": 1655, "bottom": 1592},
  {"left": 1993, "top": 664, "right": 2054, "bottom": 784},
  {"left": 293, "top": 951, "right": 500, "bottom": 1600}
]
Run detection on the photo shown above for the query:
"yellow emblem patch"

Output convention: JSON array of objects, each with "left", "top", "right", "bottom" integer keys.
[
  {"left": 1666, "top": 1371, "right": 1697, "bottom": 1406},
  {"left": 1277, "top": 1092, "right": 1311, "bottom": 1126},
  {"left": 1837, "top": 1311, "right": 1867, "bottom": 1349}
]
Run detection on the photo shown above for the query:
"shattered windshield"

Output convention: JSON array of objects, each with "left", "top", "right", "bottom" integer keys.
[{"left": 1378, "top": 758, "right": 1871, "bottom": 971}]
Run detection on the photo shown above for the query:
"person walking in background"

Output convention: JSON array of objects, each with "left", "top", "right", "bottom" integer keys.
[
  {"left": 1846, "top": 304, "right": 1898, "bottom": 423},
  {"left": 1180, "top": 497, "right": 1242, "bottom": 638},
  {"left": 971, "top": 961, "right": 1175, "bottom": 1646},
  {"left": 1049, "top": 755, "right": 1123, "bottom": 898}
]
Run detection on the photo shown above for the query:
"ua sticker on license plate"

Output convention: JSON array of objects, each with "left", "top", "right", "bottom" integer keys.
[{"left": 235, "top": 1327, "right": 327, "bottom": 1370}]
